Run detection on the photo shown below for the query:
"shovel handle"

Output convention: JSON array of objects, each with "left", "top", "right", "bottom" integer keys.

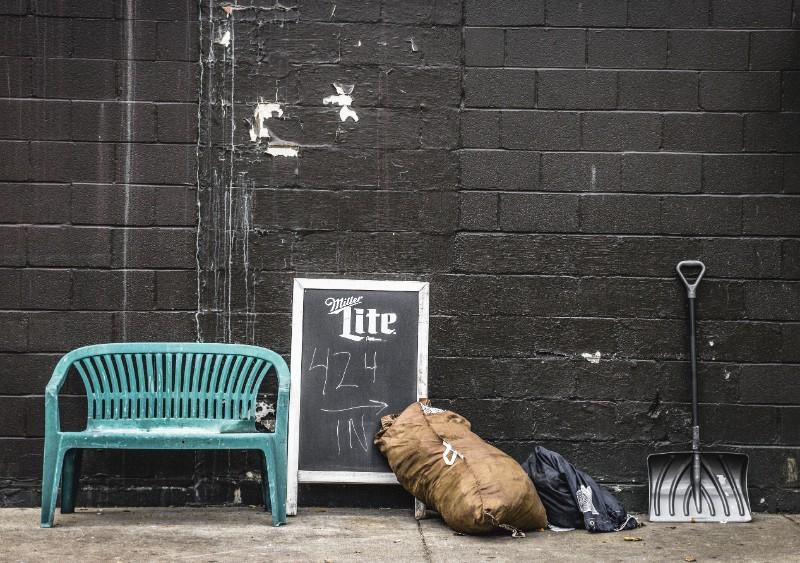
[{"left": 676, "top": 260, "right": 705, "bottom": 299}]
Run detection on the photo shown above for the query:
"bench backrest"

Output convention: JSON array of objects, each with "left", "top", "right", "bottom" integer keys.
[{"left": 47, "top": 343, "right": 289, "bottom": 433}]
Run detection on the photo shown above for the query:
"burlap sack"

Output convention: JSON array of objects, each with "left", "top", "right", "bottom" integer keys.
[{"left": 374, "top": 401, "right": 547, "bottom": 535}]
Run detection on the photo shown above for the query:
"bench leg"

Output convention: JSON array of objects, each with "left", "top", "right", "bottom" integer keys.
[
  {"left": 41, "top": 438, "right": 65, "bottom": 528},
  {"left": 61, "top": 449, "right": 82, "bottom": 514},
  {"left": 260, "top": 449, "right": 271, "bottom": 512},
  {"left": 264, "top": 441, "right": 286, "bottom": 526}
]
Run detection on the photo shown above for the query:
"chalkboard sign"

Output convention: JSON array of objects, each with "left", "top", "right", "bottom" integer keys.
[{"left": 286, "top": 279, "right": 429, "bottom": 515}]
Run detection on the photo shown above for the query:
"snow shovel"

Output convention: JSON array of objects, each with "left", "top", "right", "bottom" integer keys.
[{"left": 647, "top": 260, "right": 752, "bottom": 523}]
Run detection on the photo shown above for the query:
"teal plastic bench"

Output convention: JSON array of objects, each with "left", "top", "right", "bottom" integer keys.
[{"left": 40, "top": 343, "right": 290, "bottom": 528}]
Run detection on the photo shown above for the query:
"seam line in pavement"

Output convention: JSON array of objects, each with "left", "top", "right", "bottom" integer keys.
[{"left": 782, "top": 514, "right": 800, "bottom": 527}]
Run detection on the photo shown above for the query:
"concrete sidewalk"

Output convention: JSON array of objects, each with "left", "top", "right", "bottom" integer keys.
[{"left": 2, "top": 507, "right": 799, "bottom": 562}]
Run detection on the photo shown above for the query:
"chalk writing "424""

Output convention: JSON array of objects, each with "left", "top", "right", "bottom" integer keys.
[
  {"left": 307, "top": 347, "right": 388, "bottom": 455},
  {"left": 307, "top": 347, "right": 378, "bottom": 396}
]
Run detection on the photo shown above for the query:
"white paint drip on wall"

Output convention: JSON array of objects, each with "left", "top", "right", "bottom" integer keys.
[
  {"left": 224, "top": 2, "right": 238, "bottom": 343},
  {"left": 120, "top": 0, "right": 136, "bottom": 341},
  {"left": 195, "top": 0, "right": 212, "bottom": 341},
  {"left": 323, "top": 82, "right": 359, "bottom": 122},
  {"left": 581, "top": 351, "right": 602, "bottom": 364}
]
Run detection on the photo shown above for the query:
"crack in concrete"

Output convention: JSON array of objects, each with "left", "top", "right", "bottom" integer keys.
[{"left": 416, "top": 519, "right": 433, "bottom": 563}]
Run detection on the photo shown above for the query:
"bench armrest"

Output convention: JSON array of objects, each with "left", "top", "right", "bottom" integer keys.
[
  {"left": 44, "top": 353, "right": 75, "bottom": 434},
  {"left": 272, "top": 354, "right": 291, "bottom": 440}
]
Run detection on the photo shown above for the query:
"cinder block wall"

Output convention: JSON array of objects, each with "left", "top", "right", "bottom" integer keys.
[
  {"left": 2, "top": 0, "right": 799, "bottom": 512},
  {"left": 451, "top": 0, "right": 800, "bottom": 512},
  {"left": 0, "top": 0, "right": 200, "bottom": 506}
]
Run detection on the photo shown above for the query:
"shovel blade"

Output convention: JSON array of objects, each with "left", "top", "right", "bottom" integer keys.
[{"left": 648, "top": 451, "right": 751, "bottom": 523}]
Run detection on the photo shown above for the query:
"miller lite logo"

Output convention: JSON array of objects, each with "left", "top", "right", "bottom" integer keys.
[{"left": 325, "top": 296, "right": 397, "bottom": 342}]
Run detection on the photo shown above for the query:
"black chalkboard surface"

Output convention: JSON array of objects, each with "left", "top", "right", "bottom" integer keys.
[{"left": 286, "top": 279, "right": 429, "bottom": 515}]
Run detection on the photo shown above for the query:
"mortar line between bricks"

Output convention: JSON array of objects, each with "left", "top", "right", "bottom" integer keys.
[
  {"left": 3, "top": 266, "right": 799, "bottom": 283},
  {"left": 456, "top": 146, "right": 798, "bottom": 154},
  {"left": 5, "top": 392, "right": 800, "bottom": 406},
  {"left": 2, "top": 436, "right": 797, "bottom": 448},
  {"left": 453, "top": 232, "right": 800, "bottom": 240},
  {"left": 0, "top": 180, "right": 197, "bottom": 187},
  {"left": 454, "top": 191, "right": 800, "bottom": 198},
  {"left": 0, "top": 58, "right": 463, "bottom": 70},
  {"left": 431, "top": 355, "right": 800, "bottom": 367},
  {"left": 432, "top": 314, "right": 800, "bottom": 324},
  {"left": 455, "top": 231, "right": 800, "bottom": 240},
  {"left": 403, "top": 397, "right": 800, "bottom": 408},
  {"left": 461, "top": 109, "right": 796, "bottom": 115},
  {"left": 0, "top": 267, "right": 197, "bottom": 272},
  {"left": 489, "top": 442, "right": 800, "bottom": 450},
  {"left": 460, "top": 66, "right": 787, "bottom": 73},
  {"left": 0, "top": 96, "right": 193, "bottom": 103},
  {"left": 9, "top": 224, "right": 196, "bottom": 230},
  {"left": 8, "top": 312, "right": 800, "bottom": 325},
  {"left": 2, "top": 224, "right": 198, "bottom": 228},
  {"left": 3, "top": 139, "right": 202, "bottom": 146},
  {"left": 2, "top": 13, "right": 198, "bottom": 22},
  {"left": 463, "top": 25, "right": 789, "bottom": 31}
]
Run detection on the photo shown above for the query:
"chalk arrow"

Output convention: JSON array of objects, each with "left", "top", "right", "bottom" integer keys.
[{"left": 321, "top": 400, "right": 388, "bottom": 415}]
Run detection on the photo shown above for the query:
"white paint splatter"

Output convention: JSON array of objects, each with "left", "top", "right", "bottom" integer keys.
[
  {"left": 248, "top": 101, "right": 299, "bottom": 157},
  {"left": 323, "top": 82, "right": 359, "bottom": 122},
  {"left": 407, "top": 37, "right": 418, "bottom": 52},
  {"left": 581, "top": 351, "right": 602, "bottom": 364},
  {"left": 215, "top": 29, "right": 231, "bottom": 47},
  {"left": 709, "top": 340, "right": 715, "bottom": 347},
  {"left": 357, "top": 40, "right": 362, "bottom": 47},
  {"left": 249, "top": 102, "right": 283, "bottom": 141},
  {"left": 266, "top": 145, "right": 299, "bottom": 157}
]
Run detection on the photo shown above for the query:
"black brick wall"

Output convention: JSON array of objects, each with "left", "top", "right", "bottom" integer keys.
[
  {"left": 457, "top": 0, "right": 800, "bottom": 513},
  {"left": 2, "top": 0, "right": 799, "bottom": 513},
  {"left": 194, "top": 0, "right": 799, "bottom": 513},
  {"left": 0, "top": 0, "right": 200, "bottom": 506}
]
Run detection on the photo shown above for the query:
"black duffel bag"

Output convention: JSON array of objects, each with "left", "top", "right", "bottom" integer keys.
[{"left": 521, "top": 446, "right": 638, "bottom": 533}]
